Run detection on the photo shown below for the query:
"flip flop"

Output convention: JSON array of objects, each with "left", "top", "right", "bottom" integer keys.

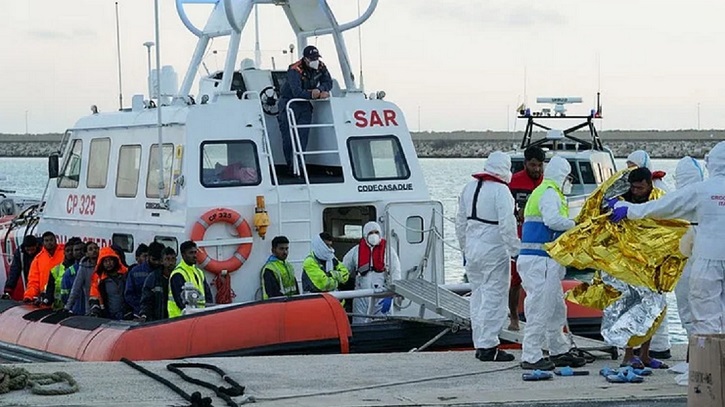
[
  {"left": 600, "top": 366, "right": 652, "bottom": 377},
  {"left": 605, "top": 369, "right": 644, "bottom": 384},
  {"left": 522, "top": 369, "right": 554, "bottom": 381},
  {"left": 599, "top": 367, "right": 619, "bottom": 377},
  {"left": 620, "top": 356, "right": 645, "bottom": 370},
  {"left": 555, "top": 367, "right": 590, "bottom": 376},
  {"left": 643, "top": 358, "right": 669, "bottom": 369}
]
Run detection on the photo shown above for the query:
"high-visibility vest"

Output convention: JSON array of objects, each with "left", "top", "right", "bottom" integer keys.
[
  {"left": 167, "top": 262, "right": 206, "bottom": 318},
  {"left": 261, "top": 259, "right": 298, "bottom": 300},
  {"left": 520, "top": 179, "right": 568, "bottom": 257},
  {"left": 47, "top": 264, "right": 66, "bottom": 310}
]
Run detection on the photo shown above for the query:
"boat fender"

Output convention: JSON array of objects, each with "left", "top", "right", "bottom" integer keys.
[{"left": 190, "top": 208, "right": 253, "bottom": 275}]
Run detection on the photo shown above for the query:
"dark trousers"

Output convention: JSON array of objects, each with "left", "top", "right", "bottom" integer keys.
[{"left": 278, "top": 99, "right": 313, "bottom": 171}]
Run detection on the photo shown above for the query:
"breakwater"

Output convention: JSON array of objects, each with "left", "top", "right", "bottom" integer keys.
[
  {"left": 1, "top": 131, "right": 724, "bottom": 158},
  {"left": 412, "top": 130, "right": 725, "bottom": 159}
]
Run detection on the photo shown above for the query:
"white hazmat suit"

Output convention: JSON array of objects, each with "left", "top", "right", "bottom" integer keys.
[
  {"left": 518, "top": 156, "right": 576, "bottom": 366},
  {"left": 342, "top": 221, "right": 401, "bottom": 324},
  {"left": 673, "top": 157, "right": 705, "bottom": 337},
  {"left": 622, "top": 141, "right": 725, "bottom": 334},
  {"left": 455, "top": 152, "right": 520, "bottom": 353}
]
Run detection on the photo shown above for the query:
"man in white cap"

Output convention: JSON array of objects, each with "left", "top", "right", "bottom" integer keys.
[
  {"left": 343, "top": 222, "right": 401, "bottom": 324},
  {"left": 456, "top": 151, "right": 520, "bottom": 362}
]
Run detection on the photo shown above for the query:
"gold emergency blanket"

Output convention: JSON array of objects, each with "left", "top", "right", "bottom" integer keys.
[
  {"left": 546, "top": 169, "right": 690, "bottom": 293},
  {"left": 544, "top": 168, "right": 690, "bottom": 347}
]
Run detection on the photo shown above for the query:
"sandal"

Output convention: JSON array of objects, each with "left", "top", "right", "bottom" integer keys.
[
  {"left": 600, "top": 367, "right": 652, "bottom": 377},
  {"left": 643, "top": 358, "right": 669, "bottom": 369},
  {"left": 605, "top": 368, "right": 644, "bottom": 384},
  {"left": 555, "top": 367, "right": 589, "bottom": 376},
  {"left": 620, "top": 356, "right": 645, "bottom": 370},
  {"left": 522, "top": 369, "right": 554, "bottom": 381}
]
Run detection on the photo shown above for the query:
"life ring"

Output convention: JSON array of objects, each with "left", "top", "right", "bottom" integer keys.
[{"left": 190, "top": 208, "right": 253, "bottom": 275}]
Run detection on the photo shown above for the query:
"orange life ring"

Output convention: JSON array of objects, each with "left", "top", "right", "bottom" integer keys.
[{"left": 190, "top": 208, "right": 253, "bottom": 275}]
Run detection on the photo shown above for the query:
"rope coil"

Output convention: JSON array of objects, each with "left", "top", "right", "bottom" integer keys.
[{"left": 0, "top": 366, "right": 79, "bottom": 395}]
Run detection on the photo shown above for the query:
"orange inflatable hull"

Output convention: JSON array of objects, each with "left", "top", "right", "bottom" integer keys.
[{"left": 0, "top": 294, "right": 351, "bottom": 361}]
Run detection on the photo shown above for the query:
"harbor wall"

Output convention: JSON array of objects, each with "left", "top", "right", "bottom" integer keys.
[{"left": 1, "top": 131, "right": 724, "bottom": 158}]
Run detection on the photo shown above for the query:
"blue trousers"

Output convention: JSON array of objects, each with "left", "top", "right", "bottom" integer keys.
[{"left": 277, "top": 100, "right": 313, "bottom": 171}]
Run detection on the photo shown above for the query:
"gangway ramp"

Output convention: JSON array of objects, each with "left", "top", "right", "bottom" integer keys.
[{"left": 391, "top": 278, "right": 618, "bottom": 359}]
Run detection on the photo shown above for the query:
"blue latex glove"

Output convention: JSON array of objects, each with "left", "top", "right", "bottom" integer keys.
[
  {"left": 610, "top": 205, "right": 628, "bottom": 222},
  {"left": 605, "top": 197, "right": 620, "bottom": 210}
]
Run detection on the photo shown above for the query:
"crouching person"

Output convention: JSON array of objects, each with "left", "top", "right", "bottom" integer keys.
[
  {"left": 342, "top": 222, "right": 401, "bottom": 323},
  {"left": 88, "top": 247, "right": 130, "bottom": 320}
]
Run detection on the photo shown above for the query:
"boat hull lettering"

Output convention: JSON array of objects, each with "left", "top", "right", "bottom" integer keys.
[
  {"left": 354, "top": 109, "right": 399, "bottom": 128},
  {"left": 66, "top": 194, "right": 96, "bottom": 216},
  {"left": 358, "top": 183, "right": 413, "bottom": 192}
]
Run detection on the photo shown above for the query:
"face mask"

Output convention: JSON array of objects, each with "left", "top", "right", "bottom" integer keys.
[
  {"left": 307, "top": 59, "right": 320, "bottom": 70},
  {"left": 562, "top": 179, "right": 572, "bottom": 195},
  {"left": 367, "top": 233, "right": 381, "bottom": 246}
]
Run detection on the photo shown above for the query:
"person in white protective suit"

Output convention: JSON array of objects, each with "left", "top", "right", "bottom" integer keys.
[
  {"left": 626, "top": 149, "right": 671, "bottom": 358},
  {"left": 517, "top": 156, "right": 586, "bottom": 370},
  {"left": 673, "top": 157, "right": 705, "bottom": 338},
  {"left": 342, "top": 221, "right": 401, "bottom": 324},
  {"left": 455, "top": 151, "right": 520, "bottom": 362},
  {"left": 611, "top": 141, "right": 725, "bottom": 336},
  {"left": 627, "top": 150, "right": 669, "bottom": 192}
]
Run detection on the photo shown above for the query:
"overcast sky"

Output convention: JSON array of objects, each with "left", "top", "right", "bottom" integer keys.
[{"left": 2, "top": 0, "right": 725, "bottom": 134}]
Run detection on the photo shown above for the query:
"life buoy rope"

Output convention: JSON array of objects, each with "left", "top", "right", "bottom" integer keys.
[{"left": 189, "top": 208, "right": 253, "bottom": 275}]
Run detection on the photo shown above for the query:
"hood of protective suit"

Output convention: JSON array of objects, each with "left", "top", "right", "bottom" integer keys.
[
  {"left": 544, "top": 156, "right": 571, "bottom": 187},
  {"left": 363, "top": 221, "right": 381, "bottom": 237},
  {"left": 479, "top": 151, "right": 512, "bottom": 183},
  {"left": 311, "top": 234, "right": 335, "bottom": 261},
  {"left": 626, "top": 150, "right": 652, "bottom": 169},
  {"left": 706, "top": 141, "right": 725, "bottom": 177},
  {"left": 94, "top": 246, "right": 128, "bottom": 278},
  {"left": 674, "top": 156, "right": 704, "bottom": 189}
]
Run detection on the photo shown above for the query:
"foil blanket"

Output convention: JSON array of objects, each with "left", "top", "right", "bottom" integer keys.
[{"left": 546, "top": 168, "right": 689, "bottom": 346}]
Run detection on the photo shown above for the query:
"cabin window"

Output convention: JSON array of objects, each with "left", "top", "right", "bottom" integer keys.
[
  {"left": 347, "top": 136, "right": 410, "bottom": 181},
  {"left": 116, "top": 145, "right": 142, "bottom": 198},
  {"left": 86, "top": 138, "right": 111, "bottom": 188},
  {"left": 200, "top": 141, "right": 261, "bottom": 187},
  {"left": 58, "top": 139, "right": 83, "bottom": 188},
  {"left": 578, "top": 162, "right": 596, "bottom": 184},
  {"left": 406, "top": 216, "right": 424, "bottom": 244},
  {"left": 146, "top": 143, "right": 174, "bottom": 198},
  {"left": 154, "top": 236, "right": 178, "bottom": 254},
  {"left": 112, "top": 233, "right": 134, "bottom": 253},
  {"left": 566, "top": 160, "right": 581, "bottom": 184}
]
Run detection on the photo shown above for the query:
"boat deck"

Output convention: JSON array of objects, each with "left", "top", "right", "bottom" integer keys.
[{"left": 0, "top": 345, "right": 688, "bottom": 406}]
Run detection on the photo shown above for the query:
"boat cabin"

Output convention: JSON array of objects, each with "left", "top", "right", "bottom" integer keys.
[{"left": 510, "top": 97, "right": 616, "bottom": 198}]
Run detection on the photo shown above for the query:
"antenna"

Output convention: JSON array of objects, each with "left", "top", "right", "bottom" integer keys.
[
  {"left": 153, "top": 0, "right": 166, "bottom": 206},
  {"left": 357, "top": 0, "right": 364, "bottom": 91},
  {"left": 115, "top": 2, "right": 124, "bottom": 110},
  {"left": 254, "top": 4, "right": 261, "bottom": 68}
]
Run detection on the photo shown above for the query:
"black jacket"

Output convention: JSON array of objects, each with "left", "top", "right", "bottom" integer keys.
[{"left": 139, "top": 269, "right": 169, "bottom": 321}]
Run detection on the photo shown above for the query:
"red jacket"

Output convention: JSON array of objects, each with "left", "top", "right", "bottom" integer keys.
[{"left": 509, "top": 170, "right": 543, "bottom": 236}]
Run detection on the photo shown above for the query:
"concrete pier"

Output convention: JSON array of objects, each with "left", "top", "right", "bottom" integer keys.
[{"left": 0, "top": 345, "right": 688, "bottom": 406}]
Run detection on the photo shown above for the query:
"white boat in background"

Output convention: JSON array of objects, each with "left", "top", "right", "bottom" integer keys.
[{"left": 509, "top": 96, "right": 617, "bottom": 217}]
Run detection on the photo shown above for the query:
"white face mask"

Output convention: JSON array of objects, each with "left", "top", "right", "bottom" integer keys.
[
  {"left": 366, "top": 233, "right": 381, "bottom": 246},
  {"left": 307, "top": 59, "right": 320, "bottom": 70},
  {"left": 562, "top": 179, "right": 573, "bottom": 195}
]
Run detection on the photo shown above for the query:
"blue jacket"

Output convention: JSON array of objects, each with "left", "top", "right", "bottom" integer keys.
[
  {"left": 280, "top": 59, "right": 333, "bottom": 101},
  {"left": 124, "top": 261, "right": 153, "bottom": 315}
]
